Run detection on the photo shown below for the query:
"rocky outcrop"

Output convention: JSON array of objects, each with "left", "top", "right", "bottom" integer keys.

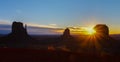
[
  {"left": 93, "top": 24, "right": 116, "bottom": 53},
  {"left": 62, "top": 28, "right": 71, "bottom": 38},
  {"left": 94, "top": 24, "right": 109, "bottom": 37},
  {"left": 0, "top": 21, "right": 35, "bottom": 48},
  {"left": 12, "top": 21, "right": 27, "bottom": 36},
  {"left": 9, "top": 21, "right": 29, "bottom": 40}
]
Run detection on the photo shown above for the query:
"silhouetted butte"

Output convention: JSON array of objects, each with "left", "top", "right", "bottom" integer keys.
[
  {"left": 93, "top": 24, "right": 116, "bottom": 53},
  {"left": 0, "top": 21, "right": 35, "bottom": 48}
]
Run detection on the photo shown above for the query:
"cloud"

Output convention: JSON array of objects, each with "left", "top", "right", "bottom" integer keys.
[
  {"left": 0, "top": 20, "right": 63, "bottom": 35},
  {"left": 51, "top": 28, "right": 64, "bottom": 34},
  {"left": 26, "top": 24, "right": 64, "bottom": 35},
  {"left": 49, "top": 24, "right": 57, "bottom": 26},
  {"left": 27, "top": 28, "right": 61, "bottom": 35},
  {"left": 0, "top": 19, "right": 11, "bottom": 24},
  {"left": 50, "top": 26, "right": 90, "bottom": 35},
  {"left": 0, "top": 22, "right": 90, "bottom": 35},
  {"left": 68, "top": 27, "right": 86, "bottom": 32},
  {"left": 0, "top": 24, "right": 11, "bottom": 34},
  {"left": 26, "top": 23, "right": 58, "bottom": 29},
  {"left": 0, "top": 22, "right": 63, "bottom": 35}
]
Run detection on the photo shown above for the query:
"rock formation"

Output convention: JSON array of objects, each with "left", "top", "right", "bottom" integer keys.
[
  {"left": 0, "top": 21, "right": 35, "bottom": 48},
  {"left": 93, "top": 24, "right": 116, "bottom": 53},
  {"left": 94, "top": 24, "right": 109, "bottom": 36},
  {"left": 12, "top": 21, "right": 27, "bottom": 36},
  {"left": 62, "top": 28, "right": 71, "bottom": 38}
]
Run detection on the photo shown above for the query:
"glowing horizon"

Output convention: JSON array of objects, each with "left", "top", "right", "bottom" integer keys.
[{"left": 0, "top": 21, "right": 119, "bottom": 35}]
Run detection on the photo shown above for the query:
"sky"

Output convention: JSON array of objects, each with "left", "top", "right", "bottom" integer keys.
[{"left": 0, "top": 0, "right": 120, "bottom": 35}]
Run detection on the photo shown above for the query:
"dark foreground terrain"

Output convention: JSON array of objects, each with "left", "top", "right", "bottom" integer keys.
[
  {"left": 0, "top": 48, "right": 120, "bottom": 62},
  {"left": 0, "top": 34, "right": 120, "bottom": 62}
]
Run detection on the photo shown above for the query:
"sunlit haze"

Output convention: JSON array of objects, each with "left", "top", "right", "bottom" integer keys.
[{"left": 85, "top": 27, "right": 96, "bottom": 35}]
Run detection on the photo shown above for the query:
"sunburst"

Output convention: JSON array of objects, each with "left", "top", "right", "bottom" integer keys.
[{"left": 86, "top": 27, "right": 96, "bottom": 35}]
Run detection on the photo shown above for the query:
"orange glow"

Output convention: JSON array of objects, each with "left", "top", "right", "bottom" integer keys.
[
  {"left": 80, "top": 27, "right": 103, "bottom": 52},
  {"left": 85, "top": 27, "right": 96, "bottom": 35}
]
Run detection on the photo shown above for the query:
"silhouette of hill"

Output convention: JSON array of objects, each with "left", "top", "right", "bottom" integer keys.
[
  {"left": 0, "top": 21, "right": 36, "bottom": 48},
  {"left": 93, "top": 24, "right": 118, "bottom": 54},
  {"left": 61, "top": 28, "right": 71, "bottom": 38}
]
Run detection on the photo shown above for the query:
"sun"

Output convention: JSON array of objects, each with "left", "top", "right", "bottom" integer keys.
[{"left": 86, "top": 27, "right": 96, "bottom": 35}]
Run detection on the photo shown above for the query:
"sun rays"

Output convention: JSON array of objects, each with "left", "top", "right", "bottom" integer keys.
[
  {"left": 86, "top": 27, "right": 96, "bottom": 35},
  {"left": 78, "top": 25, "right": 105, "bottom": 53}
]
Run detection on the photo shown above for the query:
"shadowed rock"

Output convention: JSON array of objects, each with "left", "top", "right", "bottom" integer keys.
[
  {"left": 94, "top": 24, "right": 109, "bottom": 37},
  {"left": 12, "top": 22, "right": 27, "bottom": 35},
  {"left": 92, "top": 24, "right": 117, "bottom": 53},
  {"left": 62, "top": 28, "right": 71, "bottom": 39},
  {"left": 9, "top": 21, "right": 30, "bottom": 39},
  {"left": 60, "top": 28, "right": 79, "bottom": 51},
  {"left": 0, "top": 21, "right": 35, "bottom": 48}
]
